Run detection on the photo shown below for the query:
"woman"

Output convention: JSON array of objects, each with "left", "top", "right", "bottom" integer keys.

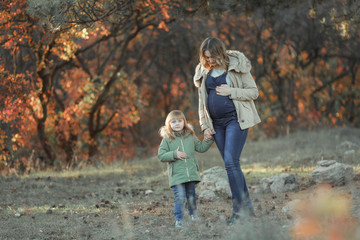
[{"left": 193, "top": 37, "right": 261, "bottom": 224}]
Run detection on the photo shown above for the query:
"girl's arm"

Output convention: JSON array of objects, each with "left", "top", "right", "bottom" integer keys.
[
  {"left": 194, "top": 135, "right": 214, "bottom": 153},
  {"left": 158, "top": 138, "right": 177, "bottom": 162}
]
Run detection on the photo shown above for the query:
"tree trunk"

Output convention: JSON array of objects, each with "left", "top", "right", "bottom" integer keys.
[{"left": 37, "top": 120, "right": 55, "bottom": 166}]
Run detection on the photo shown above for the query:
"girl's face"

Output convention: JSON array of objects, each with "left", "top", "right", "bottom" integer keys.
[
  {"left": 169, "top": 118, "right": 184, "bottom": 132},
  {"left": 204, "top": 50, "right": 218, "bottom": 68}
]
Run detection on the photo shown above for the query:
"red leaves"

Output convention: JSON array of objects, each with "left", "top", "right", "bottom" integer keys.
[
  {"left": 3, "top": 39, "right": 14, "bottom": 50},
  {"left": 158, "top": 21, "right": 169, "bottom": 31}
]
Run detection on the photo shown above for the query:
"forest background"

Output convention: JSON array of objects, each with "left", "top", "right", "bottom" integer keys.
[{"left": 1, "top": 0, "right": 359, "bottom": 173}]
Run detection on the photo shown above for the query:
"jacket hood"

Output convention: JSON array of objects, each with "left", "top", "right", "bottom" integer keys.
[
  {"left": 193, "top": 50, "right": 252, "bottom": 88},
  {"left": 159, "top": 124, "right": 194, "bottom": 140}
]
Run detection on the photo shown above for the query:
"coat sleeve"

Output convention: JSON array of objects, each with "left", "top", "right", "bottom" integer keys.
[
  {"left": 193, "top": 63, "right": 203, "bottom": 88},
  {"left": 194, "top": 135, "right": 213, "bottom": 153},
  {"left": 229, "top": 72, "right": 259, "bottom": 101},
  {"left": 158, "top": 138, "right": 177, "bottom": 162},
  {"left": 198, "top": 88, "right": 209, "bottom": 131},
  {"left": 227, "top": 51, "right": 259, "bottom": 101}
]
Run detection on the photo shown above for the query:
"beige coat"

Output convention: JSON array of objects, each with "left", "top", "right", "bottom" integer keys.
[{"left": 193, "top": 50, "right": 261, "bottom": 132}]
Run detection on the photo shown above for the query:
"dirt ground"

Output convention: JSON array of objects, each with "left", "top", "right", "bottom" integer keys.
[{"left": 1, "top": 127, "right": 359, "bottom": 240}]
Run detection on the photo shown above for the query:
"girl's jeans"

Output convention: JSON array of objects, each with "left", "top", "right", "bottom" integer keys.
[
  {"left": 171, "top": 182, "right": 197, "bottom": 221},
  {"left": 213, "top": 116, "right": 254, "bottom": 214}
]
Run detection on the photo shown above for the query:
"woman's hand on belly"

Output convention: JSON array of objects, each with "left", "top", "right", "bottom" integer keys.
[{"left": 216, "top": 84, "right": 231, "bottom": 96}]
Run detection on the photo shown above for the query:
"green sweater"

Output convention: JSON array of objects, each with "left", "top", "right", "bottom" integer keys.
[{"left": 158, "top": 132, "right": 213, "bottom": 187}]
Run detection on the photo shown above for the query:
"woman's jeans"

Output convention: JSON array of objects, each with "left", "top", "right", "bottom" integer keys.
[
  {"left": 172, "top": 182, "right": 197, "bottom": 221},
  {"left": 213, "top": 116, "right": 254, "bottom": 214}
]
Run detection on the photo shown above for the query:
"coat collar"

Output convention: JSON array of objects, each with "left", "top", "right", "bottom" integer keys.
[
  {"left": 226, "top": 50, "right": 252, "bottom": 73},
  {"left": 193, "top": 50, "right": 252, "bottom": 88}
]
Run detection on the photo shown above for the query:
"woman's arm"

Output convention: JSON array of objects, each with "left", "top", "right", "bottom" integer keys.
[
  {"left": 224, "top": 51, "right": 259, "bottom": 101},
  {"left": 198, "top": 88, "right": 209, "bottom": 131},
  {"left": 216, "top": 72, "right": 259, "bottom": 101},
  {"left": 229, "top": 72, "right": 259, "bottom": 101}
]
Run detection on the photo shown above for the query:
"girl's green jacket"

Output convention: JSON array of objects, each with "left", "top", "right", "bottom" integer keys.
[{"left": 158, "top": 132, "right": 213, "bottom": 187}]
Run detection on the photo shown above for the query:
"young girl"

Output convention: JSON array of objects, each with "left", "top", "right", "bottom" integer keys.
[{"left": 158, "top": 110, "right": 213, "bottom": 228}]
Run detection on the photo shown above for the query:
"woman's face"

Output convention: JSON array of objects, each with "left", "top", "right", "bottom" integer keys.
[{"left": 204, "top": 50, "right": 218, "bottom": 68}]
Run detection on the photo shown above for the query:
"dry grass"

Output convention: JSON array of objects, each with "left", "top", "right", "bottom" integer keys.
[{"left": 0, "top": 127, "right": 359, "bottom": 239}]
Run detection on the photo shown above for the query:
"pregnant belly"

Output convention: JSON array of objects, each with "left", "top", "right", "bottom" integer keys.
[{"left": 208, "top": 90, "right": 236, "bottom": 119}]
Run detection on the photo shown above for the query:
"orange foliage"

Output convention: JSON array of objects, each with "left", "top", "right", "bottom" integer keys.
[
  {"left": 158, "top": 21, "right": 169, "bottom": 31},
  {"left": 1, "top": 0, "right": 359, "bottom": 168},
  {"left": 261, "top": 29, "right": 272, "bottom": 40},
  {"left": 298, "top": 101, "right": 305, "bottom": 114},
  {"left": 286, "top": 115, "right": 292, "bottom": 122},
  {"left": 0, "top": 0, "right": 146, "bottom": 166},
  {"left": 161, "top": 6, "right": 170, "bottom": 20},
  {"left": 291, "top": 184, "right": 358, "bottom": 240},
  {"left": 292, "top": 218, "right": 322, "bottom": 239}
]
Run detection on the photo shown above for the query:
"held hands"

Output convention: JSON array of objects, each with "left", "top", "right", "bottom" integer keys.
[
  {"left": 204, "top": 128, "right": 213, "bottom": 142},
  {"left": 216, "top": 84, "right": 231, "bottom": 96},
  {"left": 176, "top": 146, "right": 188, "bottom": 160}
]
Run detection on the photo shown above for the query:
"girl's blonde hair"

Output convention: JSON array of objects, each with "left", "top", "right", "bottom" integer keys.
[
  {"left": 199, "top": 37, "right": 229, "bottom": 70},
  {"left": 159, "top": 110, "right": 195, "bottom": 140}
]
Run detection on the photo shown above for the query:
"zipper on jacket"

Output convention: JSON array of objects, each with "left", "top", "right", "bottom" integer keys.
[{"left": 180, "top": 138, "right": 190, "bottom": 181}]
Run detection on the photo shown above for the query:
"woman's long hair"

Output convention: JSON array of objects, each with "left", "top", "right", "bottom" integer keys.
[
  {"left": 159, "top": 110, "right": 195, "bottom": 141},
  {"left": 199, "top": 37, "right": 229, "bottom": 70}
]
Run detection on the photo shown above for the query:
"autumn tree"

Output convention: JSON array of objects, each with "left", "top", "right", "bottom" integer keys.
[
  {"left": 1, "top": 0, "right": 359, "bottom": 172},
  {"left": 0, "top": 0, "right": 208, "bottom": 169},
  {"left": 0, "top": 0, "right": 144, "bottom": 167}
]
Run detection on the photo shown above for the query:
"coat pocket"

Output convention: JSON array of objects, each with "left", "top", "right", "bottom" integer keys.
[
  {"left": 236, "top": 101, "right": 251, "bottom": 124},
  {"left": 167, "top": 163, "right": 173, "bottom": 177},
  {"left": 240, "top": 101, "right": 251, "bottom": 110},
  {"left": 195, "top": 161, "right": 200, "bottom": 172}
]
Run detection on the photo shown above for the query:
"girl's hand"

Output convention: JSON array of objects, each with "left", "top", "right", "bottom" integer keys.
[
  {"left": 216, "top": 84, "right": 231, "bottom": 96},
  {"left": 176, "top": 146, "right": 188, "bottom": 160},
  {"left": 204, "top": 128, "right": 213, "bottom": 142}
]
